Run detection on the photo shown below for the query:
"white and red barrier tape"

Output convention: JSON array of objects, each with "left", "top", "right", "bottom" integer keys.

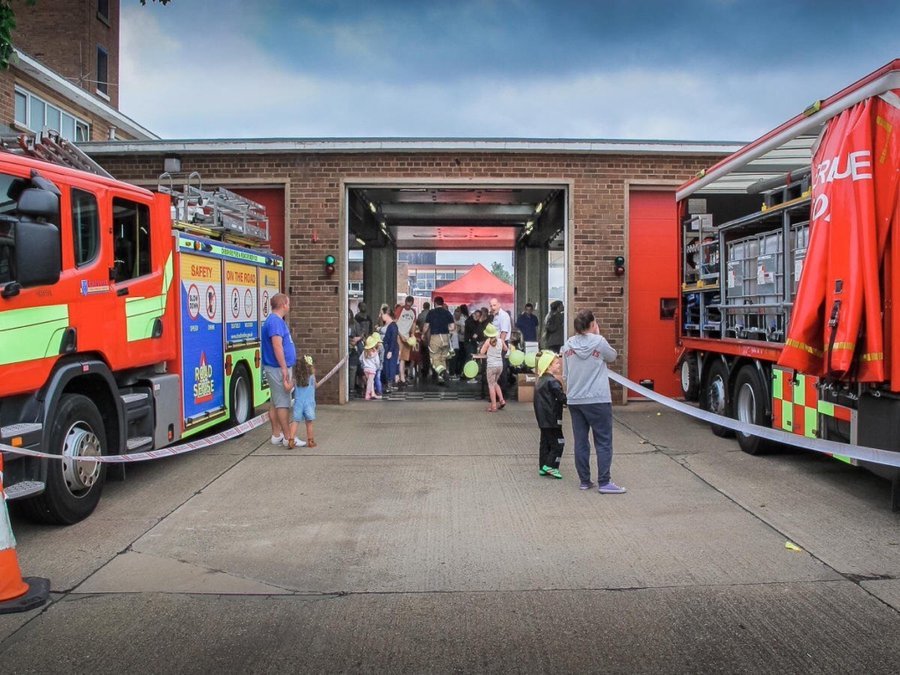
[
  {"left": 607, "top": 371, "right": 900, "bottom": 470},
  {"left": 0, "top": 355, "right": 348, "bottom": 465},
  {"left": 2, "top": 363, "right": 899, "bottom": 470}
]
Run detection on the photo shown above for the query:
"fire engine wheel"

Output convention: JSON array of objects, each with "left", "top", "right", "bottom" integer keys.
[
  {"left": 22, "top": 393, "right": 107, "bottom": 525},
  {"left": 702, "top": 360, "right": 733, "bottom": 438},
  {"left": 733, "top": 365, "right": 771, "bottom": 455},
  {"left": 680, "top": 357, "right": 700, "bottom": 401},
  {"left": 229, "top": 365, "right": 253, "bottom": 425}
]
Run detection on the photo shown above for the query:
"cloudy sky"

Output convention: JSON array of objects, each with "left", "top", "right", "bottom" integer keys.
[{"left": 120, "top": 1, "right": 899, "bottom": 143}]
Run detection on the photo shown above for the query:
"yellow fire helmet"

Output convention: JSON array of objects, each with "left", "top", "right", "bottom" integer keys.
[
  {"left": 537, "top": 351, "right": 559, "bottom": 376},
  {"left": 364, "top": 335, "right": 380, "bottom": 350},
  {"left": 483, "top": 323, "right": 499, "bottom": 338},
  {"left": 370, "top": 331, "right": 383, "bottom": 343}
]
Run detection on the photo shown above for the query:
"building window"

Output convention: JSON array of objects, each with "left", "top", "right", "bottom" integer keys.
[
  {"left": 29, "top": 97, "right": 45, "bottom": 133},
  {"left": 97, "top": 0, "right": 109, "bottom": 22},
  {"left": 13, "top": 87, "right": 91, "bottom": 142},
  {"left": 14, "top": 90, "right": 26, "bottom": 124},
  {"left": 96, "top": 46, "right": 109, "bottom": 96},
  {"left": 72, "top": 189, "right": 99, "bottom": 267},
  {"left": 112, "top": 198, "right": 151, "bottom": 282}
]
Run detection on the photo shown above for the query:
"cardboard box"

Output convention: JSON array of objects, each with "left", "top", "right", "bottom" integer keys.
[
  {"left": 517, "top": 384, "right": 534, "bottom": 402},
  {"left": 517, "top": 373, "right": 537, "bottom": 386}
]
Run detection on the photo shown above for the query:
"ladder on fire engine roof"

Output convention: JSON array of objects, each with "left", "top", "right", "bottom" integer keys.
[
  {"left": 0, "top": 129, "right": 115, "bottom": 180},
  {"left": 158, "top": 171, "right": 271, "bottom": 248}
]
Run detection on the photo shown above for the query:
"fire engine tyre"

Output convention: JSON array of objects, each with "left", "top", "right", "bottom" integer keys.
[
  {"left": 21, "top": 393, "right": 107, "bottom": 525},
  {"left": 680, "top": 357, "right": 700, "bottom": 401},
  {"left": 733, "top": 365, "right": 771, "bottom": 455},
  {"left": 229, "top": 365, "right": 253, "bottom": 425},
  {"left": 702, "top": 360, "right": 733, "bottom": 438}
]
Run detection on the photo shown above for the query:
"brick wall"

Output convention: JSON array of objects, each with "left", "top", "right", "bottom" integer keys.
[
  {"left": 12, "top": 0, "right": 119, "bottom": 108},
  {"left": 93, "top": 150, "right": 721, "bottom": 403}
]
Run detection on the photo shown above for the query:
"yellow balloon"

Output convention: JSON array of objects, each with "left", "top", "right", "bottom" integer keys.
[
  {"left": 508, "top": 350, "right": 525, "bottom": 367},
  {"left": 524, "top": 352, "right": 537, "bottom": 369},
  {"left": 463, "top": 360, "right": 479, "bottom": 379}
]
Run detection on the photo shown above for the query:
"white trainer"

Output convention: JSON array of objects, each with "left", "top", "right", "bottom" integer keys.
[{"left": 270, "top": 433, "right": 284, "bottom": 445}]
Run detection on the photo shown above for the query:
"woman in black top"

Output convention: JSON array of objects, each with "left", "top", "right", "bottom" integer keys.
[{"left": 541, "top": 300, "right": 565, "bottom": 353}]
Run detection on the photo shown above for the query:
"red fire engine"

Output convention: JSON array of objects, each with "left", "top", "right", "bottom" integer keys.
[
  {"left": 675, "top": 60, "right": 900, "bottom": 509},
  {"left": 0, "top": 134, "right": 280, "bottom": 523}
]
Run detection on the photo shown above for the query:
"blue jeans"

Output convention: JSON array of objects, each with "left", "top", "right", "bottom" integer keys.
[
  {"left": 569, "top": 402, "right": 613, "bottom": 485},
  {"left": 374, "top": 368, "right": 383, "bottom": 395}
]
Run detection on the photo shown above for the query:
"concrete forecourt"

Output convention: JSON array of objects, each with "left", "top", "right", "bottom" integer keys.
[{"left": 1, "top": 401, "right": 898, "bottom": 672}]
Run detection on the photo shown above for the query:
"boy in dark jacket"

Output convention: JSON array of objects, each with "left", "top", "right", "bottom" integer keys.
[{"left": 533, "top": 351, "right": 567, "bottom": 479}]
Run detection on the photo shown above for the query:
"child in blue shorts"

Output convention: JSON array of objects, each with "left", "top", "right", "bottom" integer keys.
[{"left": 289, "top": 355, "right": 317, "bottom": 448}]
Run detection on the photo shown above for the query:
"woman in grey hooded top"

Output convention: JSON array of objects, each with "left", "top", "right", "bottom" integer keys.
[{"left": 562, "top": 309, "right": 626, "bottom": 494}]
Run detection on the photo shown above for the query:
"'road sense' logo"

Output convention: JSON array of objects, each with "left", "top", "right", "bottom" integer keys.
[{"left": 193, "top": 351, "right": 215, "bottom": 404}]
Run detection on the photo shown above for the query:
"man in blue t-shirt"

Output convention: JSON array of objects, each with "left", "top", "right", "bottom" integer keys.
[
  {"left": 261, "top": 293, "right": 301, "bottom": 446},
  {"left": 422, "top": 296, "right": 455, "bottom": 384}
]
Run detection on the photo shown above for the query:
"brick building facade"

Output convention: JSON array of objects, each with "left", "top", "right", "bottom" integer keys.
[
  {"left": 1, "top": 0, "right": 154, "bottom": 142},
  {"left": 12, "top": 0, "right": 120, "bottom": 108},
  {"left": 85, "top": 141, "right": 734, "bottom": 404}
]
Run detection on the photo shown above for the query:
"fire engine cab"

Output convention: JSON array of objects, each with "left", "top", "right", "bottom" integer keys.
[{"left": 0, "top": 133, "right": 281, "bottom": 524}]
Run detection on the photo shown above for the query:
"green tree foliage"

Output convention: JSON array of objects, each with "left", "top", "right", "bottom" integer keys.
[
  {"left": 0, "top": 1, "right": 171, "bottom": 69},
  {"left": 490, "top": 261, "right": 512, "bottom": 284}
]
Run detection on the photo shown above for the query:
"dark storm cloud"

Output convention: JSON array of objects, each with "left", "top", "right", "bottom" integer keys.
[
  {"left": 120, "top": 1, "right": 899, "bottom": 140},
  {"left": 261, "top": 0, "right": 897, "bottom": 81}
]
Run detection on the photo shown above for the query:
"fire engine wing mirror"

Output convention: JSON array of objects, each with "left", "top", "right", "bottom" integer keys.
[
  {"left": 17, "top": 187, "right": 59, "bottom": 220},
  {"left": 14, "top": 219, "right": 61, "bottom": 288}
]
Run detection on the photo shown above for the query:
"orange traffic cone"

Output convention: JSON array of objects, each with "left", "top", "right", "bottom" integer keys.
[{"left": 0, "top": 455, "right": 49, "bottom": 614}]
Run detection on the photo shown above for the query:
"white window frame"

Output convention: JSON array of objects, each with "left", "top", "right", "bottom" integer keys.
[{"left": 14, "top": 86, "right": 91, "bottom": 142}]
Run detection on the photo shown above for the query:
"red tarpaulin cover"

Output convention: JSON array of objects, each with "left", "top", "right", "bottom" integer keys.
[
  {"left": 431, "top": 263, "right": 514, "bottom": 310},
  {"left": 779, "top": 89, "right": 900, "bottom": 383}
]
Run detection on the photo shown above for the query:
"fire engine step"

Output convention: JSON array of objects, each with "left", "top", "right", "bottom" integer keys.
[
  {"left": 4, "top": 480, "right": 45, "bottom": 500},
  {"left": 1, "top": 422, "right": 43, "bottom": 442},
  {"left": 120, "top": 393, "right": 149, "bottom": 404},
  {"left": 125, "top": 436, "right": 153, "bottom": 452}
]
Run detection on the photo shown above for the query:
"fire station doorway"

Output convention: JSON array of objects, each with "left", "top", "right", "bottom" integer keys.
[{"left": 343, "top": 183, "right": 569, "bottom": 403}]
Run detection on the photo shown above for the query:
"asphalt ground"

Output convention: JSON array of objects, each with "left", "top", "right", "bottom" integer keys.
[{"left": 1, "top": 400, "right": 899, "bottom": 673}]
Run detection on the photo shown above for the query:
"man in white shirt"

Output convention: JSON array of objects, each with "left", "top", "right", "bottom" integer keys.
[
  {"left": 490, "top": 298, "right": 511, "bottom": 341},
  {"left": 395, "top": 295, "right": 417, "bottom": 387}
]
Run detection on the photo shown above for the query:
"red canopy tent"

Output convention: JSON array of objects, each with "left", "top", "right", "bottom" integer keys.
[{"left": 431, "top": 263, "right": 514, "bottom": 310}]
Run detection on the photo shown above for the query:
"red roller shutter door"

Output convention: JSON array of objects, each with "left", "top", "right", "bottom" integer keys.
[
  {"left": 231, "top": 188, "right": 285, "bottom": 262},
  {"left": 628, "top": 191, "right": 679, "bottom": 399}
]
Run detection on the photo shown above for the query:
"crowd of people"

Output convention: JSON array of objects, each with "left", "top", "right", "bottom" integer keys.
[
  {"left": 261, "top": 292, "right": 625, "bottom": 494},
  {"left": 345, "top": 296, "right": 567, "bottom": 396}
]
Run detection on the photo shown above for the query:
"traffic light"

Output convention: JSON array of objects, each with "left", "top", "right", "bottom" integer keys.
[
  {"left": 613, "top": 255, "right": 625, "bottom": 276},
  {"left": 324, "top": 254, "right": 336, "bottom": 276}
]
